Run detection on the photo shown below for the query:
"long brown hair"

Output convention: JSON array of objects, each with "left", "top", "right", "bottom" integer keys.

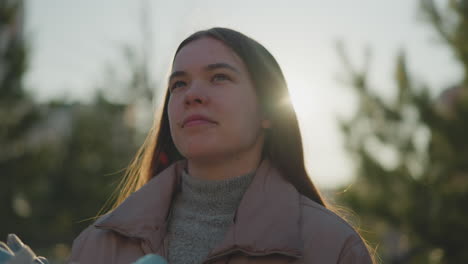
[
  {"left": 102, "top": 27, "right": 376, "bottom": 263},
  {"left": 105, "top": 27, "right": 326, "bottom": 212}
]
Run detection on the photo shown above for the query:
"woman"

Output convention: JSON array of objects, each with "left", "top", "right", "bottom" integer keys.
[{"left": 68, "top": 28, "right": 373, "bottom": 264}]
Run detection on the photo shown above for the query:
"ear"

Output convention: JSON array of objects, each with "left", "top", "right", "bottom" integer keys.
[{"left": 261, "top": 119, "right": 271, "bottom": 129}]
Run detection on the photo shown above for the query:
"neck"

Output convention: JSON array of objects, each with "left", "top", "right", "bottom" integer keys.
[{"left": 187, "top": 145, "right": 263, "bottom": 181}]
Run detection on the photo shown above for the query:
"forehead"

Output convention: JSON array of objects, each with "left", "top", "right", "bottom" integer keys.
[{"left": 172, "top": 37, "right": 245, "bottom": 71}]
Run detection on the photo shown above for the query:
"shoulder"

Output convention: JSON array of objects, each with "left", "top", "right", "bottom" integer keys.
[
  {"left": 299, "top": 196, "right": 356, "bottom": 238},
  {"left": 298, "top": 195, "right": 373, "bottom": 263},
  {"left": 68, "top": 224, "right": 107, "bottom": 263}
]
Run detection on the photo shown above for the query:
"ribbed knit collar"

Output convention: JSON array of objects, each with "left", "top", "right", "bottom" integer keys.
[{"left": 179, "top": 169, "right": 255, "bottom": 215}]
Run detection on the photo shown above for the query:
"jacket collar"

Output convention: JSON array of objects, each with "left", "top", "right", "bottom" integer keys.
[
  {"left": 94, "top": 161, "right": 183, "bottom": 248},
  {"left": 95, "top": 159, "right": 303, "bottom": 260}
]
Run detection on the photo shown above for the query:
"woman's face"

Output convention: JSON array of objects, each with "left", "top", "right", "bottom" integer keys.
[{"left": 168, "top": 37, "right": 270, "bottom": 163}]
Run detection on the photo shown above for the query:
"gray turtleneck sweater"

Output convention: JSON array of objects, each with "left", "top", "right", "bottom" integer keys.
[{"left": 166, "top": 170, "right": 254, "bottom": 264}]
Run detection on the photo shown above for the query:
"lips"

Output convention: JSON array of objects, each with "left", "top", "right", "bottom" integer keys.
[{"left": 182, "top": 114, "right": 216, "bottom": 128}]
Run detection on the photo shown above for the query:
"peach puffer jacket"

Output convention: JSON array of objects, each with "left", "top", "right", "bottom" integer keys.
[{"left": 68, "top": 159, "right": 372, "bottom": 264}]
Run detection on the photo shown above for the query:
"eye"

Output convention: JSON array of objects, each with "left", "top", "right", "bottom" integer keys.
[
  {"left": 170, "top": 80, "right": 186, "bottom": 91},
  {"left": 212, "top": 73, "right": 231, "bottom": 82}
]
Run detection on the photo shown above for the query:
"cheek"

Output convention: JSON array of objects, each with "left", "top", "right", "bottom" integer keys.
[
  {"left": 167, "top": 96, "right": 179, "bottom": 134},
  {"left": 225, "top": 93, "right": 263, "bottom": 134}
]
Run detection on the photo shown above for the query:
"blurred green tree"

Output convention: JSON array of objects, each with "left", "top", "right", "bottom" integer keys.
[
  {"left": 0, "top": 0, "right": 154, "bottom": 262},
  {"left": 337, "top": 0, "right": 468, "bottom": 263},
  {"left": 0, "top": 0, "right": 46, "bottom": 246}
]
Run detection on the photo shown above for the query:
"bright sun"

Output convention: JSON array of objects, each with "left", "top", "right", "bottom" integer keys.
[
  {"left": 283, "top": 70, "right": 352, "bottom": 188},
  {"left": 286, "top": 73, "right": 315, "bottom": 119}
]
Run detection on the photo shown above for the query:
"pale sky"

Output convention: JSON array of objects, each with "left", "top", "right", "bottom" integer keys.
[{"left": 24, "top": 0, "right": 461, "bottom": 188}]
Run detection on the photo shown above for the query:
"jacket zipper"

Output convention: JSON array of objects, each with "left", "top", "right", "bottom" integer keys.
[
  {"left": 203, "top": 248, "right": 301, "bottom": 264},
  {"left": 162, "top": 234, "right": 169, "bottom": 259}
]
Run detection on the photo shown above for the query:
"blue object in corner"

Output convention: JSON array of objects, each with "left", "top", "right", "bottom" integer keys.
[
  {"left": 0, "top": 245, "right": 13, "bottom": 264},
  {"left": 133, "top": 254, "right": 168, "bottom": 264}
]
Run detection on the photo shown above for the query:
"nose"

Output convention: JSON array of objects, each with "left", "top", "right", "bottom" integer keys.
[{"left": 184, "top": 80, "right": 209, "bottom": 107}]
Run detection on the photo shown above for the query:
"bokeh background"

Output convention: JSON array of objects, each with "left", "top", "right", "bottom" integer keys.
[{"left": 1, "top": 0, "right": 467, "bottom": 263}]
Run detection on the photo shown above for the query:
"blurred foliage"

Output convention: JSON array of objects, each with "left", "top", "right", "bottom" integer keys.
[
  {"left": 0, "top": 0, "right": 154, "bottom": 262},
  {"left": 337, "top": 0, "right": 468, "bottom": 263}
]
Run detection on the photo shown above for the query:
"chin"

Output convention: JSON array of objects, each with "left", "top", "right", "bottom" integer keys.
[
  {"left": 177, "top": 137, "right": 219, "bottom": 157},
  {"left": 180, "top": 146, "right": 229, "bottom": 163},
  {"left": 182, "top": 150, "right": 218, "bottom": 161}
]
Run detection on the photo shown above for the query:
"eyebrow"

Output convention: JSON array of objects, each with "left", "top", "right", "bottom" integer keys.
[{"left": 169, "top": 63, "right": 240, "bottom": 82}]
